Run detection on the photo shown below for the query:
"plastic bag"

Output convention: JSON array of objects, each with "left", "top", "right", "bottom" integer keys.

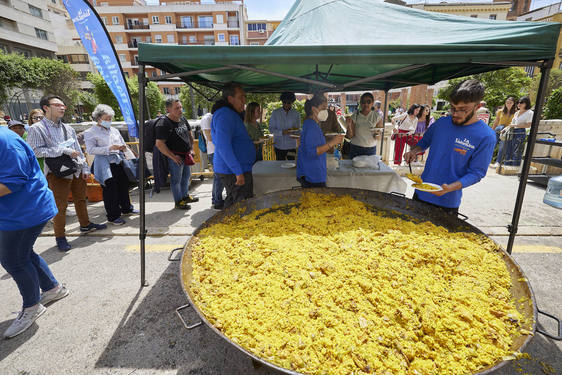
[{"left": 352, "top": 154, "right": 381, "bottom": 168}]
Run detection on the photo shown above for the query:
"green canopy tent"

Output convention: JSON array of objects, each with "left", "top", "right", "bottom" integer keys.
[{"left": 135, "top": 0, "right": 560, "bottom": 286}]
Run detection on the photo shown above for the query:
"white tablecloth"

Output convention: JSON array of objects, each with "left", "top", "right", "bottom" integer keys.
[{"left": 252, "top": 160, "right": 406, "bottom": 196}]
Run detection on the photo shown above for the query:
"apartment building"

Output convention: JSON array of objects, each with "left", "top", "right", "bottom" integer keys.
[
  {"left": 245, "top": 20, "right": 281, "bottom": 45},
  {"left": 410, "top": 1, "right": 511, "bottom": 20},
  {"left": 518, "top": 2, "right": 562, "bottom": 73},
  {"left": 0, "top": 0, "right": 57, "bottom": 58},
  {"left": 95, "top": 0, "right": 247, "bottom": 97}
]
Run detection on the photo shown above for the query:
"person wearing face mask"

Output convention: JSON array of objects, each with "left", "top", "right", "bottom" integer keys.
[
  {"left": 404, "top": 79, "right": 496, "bottom": 213},
  {"left": 297, "top": 94, "right": 345, "bottom": 188},
  {"left": 84, "top": 104, "right": 137, "bottom": 225},
  {"left": 346, "top": 92, "right": 383, "bottom": 159}
]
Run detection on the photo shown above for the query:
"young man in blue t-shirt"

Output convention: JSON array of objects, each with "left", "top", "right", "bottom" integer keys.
[{"left": 404, "top": 79, "right": 496, "bottom": 213}]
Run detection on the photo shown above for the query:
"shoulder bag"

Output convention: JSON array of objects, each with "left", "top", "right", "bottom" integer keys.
[{"left": 44, "top": 124, "right": 78, "bottom": 178}]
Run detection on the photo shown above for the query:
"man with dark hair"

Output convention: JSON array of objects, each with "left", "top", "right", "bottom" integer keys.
[
  {"left": 155, "top": 98, "right": 197, "bottom": 210},
  {"left": 404, "top": 79, "right": 496, "bottom": 213},
  {"left": 269, "top": 91, "right": 301, "bottom": 160},
  {"left": 211, "top": 83, "right": 255, "bottom": 208},
  {"left": 27, "top": 95, "right": 106, "bottom": 251}
]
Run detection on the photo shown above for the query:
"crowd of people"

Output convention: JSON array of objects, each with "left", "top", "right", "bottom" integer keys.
[{"left": 0, "top": 78, "right": 523, "bottom": 339}]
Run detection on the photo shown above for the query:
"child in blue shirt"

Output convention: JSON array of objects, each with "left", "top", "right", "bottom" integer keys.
[
  {"left": 404, "top": 79, "right": 496, "bottom": 211},
  {"left": 297, "top": 94, "right": 344, "bottom": 187}
]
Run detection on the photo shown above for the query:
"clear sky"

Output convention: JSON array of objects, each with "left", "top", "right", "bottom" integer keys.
[{"left": 244, "top": 0, "right": 293, "bottom": 20}]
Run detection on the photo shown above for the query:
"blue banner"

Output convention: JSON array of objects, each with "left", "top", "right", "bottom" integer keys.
[{"left": 63, "top": 0, "right": 138, "bottom": 137}]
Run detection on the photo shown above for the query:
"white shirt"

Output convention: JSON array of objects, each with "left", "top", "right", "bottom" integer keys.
[
  {"left": 350, "top": 110, "right": 381, "bottom": 148},
  {"left": 393, "top": 113, "right": 418, "bottom": 133},
  {"left": 511, "top": 110, "right": 533, "bottom": 128},
  {"left": 84, "top": 124, "right": 126, "bottom": 156},
  {"left": 200, "top": 113, "right": 214, "bottom": 154},
  {"left": 268, "top": 108, "right": 301, "bottom": 150}
]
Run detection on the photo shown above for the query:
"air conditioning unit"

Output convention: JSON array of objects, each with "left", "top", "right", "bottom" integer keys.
[{"left": 259, "top": 29, "right": 265, "bottom": 34}]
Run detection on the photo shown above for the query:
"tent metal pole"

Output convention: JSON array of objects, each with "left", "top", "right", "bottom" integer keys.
[
  {"left": 506, "top": 63, "right": 551, "bottom": 254},
  {"left": 227, "top": 64, "right": 337, "bottom": 89},
  {"left": 138, "top": 64, "right": 149, "bottom": 287},
  {"left": 381, "top": 90, "right": 389, "bottom": 157},
  {"left": 341, "top": 64, "right": 427, "bottom": 89},
  {"left": 148, "top": 66, "right": 232, "bottom": 81}
]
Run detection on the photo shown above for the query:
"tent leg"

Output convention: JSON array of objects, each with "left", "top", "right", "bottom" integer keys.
[
  {"left": 381, "top": 90, "right": 389, "bottom": 157},
  {"left": 506, "top": 64, "right": 551, "bottom": 254},
  {"left": 138, "top": 64, "right": 149, "bottom": 287}
]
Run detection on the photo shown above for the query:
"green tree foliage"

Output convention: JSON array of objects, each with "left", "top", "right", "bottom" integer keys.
[
  {"left": 87, "top": 73, "right": 164, "bottom": 120},
  {"left": 543, "top": 87, "right": 562, "bottom": 120},
  {"left": 179, "top": 83, "right": 219, "bottom": 119},
  {"left": 0, "top": 51, "right": 79, "bottom": 120},
  {"left": 529, "top": 69, "right": 562, "bottom": 104},
  {"left": 437, "top": 68, "right": 532, "bottom": 110}
]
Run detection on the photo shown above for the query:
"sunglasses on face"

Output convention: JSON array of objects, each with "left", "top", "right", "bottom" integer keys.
[{"left": 32, "top": 116, "right": 44, "bottom": 121}]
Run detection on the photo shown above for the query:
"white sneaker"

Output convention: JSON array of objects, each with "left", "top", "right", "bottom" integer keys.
[
  {"left": 3, "top": 304, "right": 46, "bottom": 339},
  {"left": 39, "top": 284, "right": 69, "bottom": 306}
]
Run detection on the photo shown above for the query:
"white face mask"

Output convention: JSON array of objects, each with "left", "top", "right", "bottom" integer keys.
[
  {"left": 100, "top": 120, "right": 111, "bottom": 129},
  {"left": 317, "top": 109, "right": 329, "bottom": 122}
]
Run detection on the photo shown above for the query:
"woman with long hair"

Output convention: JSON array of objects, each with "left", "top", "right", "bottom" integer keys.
[
  {"left": 346, "top": 92, "right": 383, "bottom": 159},
  {"left": 391, "top": 104, "right": 420, "bottom": 165},
  {"left": 412, "top": 105, "right": 434, "bottom": 161},
  {"left": 297, "top": 94, "right": 344, "bottom": 188},
  {"left": 244, "top": 102, "right": 265, "bottom": 162},
  {"left": 492, "top": 97, "right": 516, "bottom": 165}
]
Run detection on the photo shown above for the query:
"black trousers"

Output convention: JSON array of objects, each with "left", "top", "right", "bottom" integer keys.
[
  {"left": 298, "top": 176, "right": 326, "bottom": 188},
  {"left": 102, "top": 163, "right": 133, "bottom": 221},
  {"left": 217, "top": 172, "right": 253, "bottom": 209},
  {"left": 274, "top": 148, "right": 296, "bottom": 161},
  {"left": 412, "top": 192, "right": 458, "bottom": 215}
]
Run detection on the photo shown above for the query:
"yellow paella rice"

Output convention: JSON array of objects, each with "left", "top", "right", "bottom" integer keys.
[{"left": 186, "top": 193, "right": 530, "bottom": 375}]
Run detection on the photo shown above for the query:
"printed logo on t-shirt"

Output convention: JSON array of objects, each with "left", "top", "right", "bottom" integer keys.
[{"left": 453, "top": 137, "right": 475, "bottom": 156}]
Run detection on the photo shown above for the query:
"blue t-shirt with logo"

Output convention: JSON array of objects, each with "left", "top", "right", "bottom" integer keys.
[{"left": 416, "top": 116, "right": 496, "bottom": 208}]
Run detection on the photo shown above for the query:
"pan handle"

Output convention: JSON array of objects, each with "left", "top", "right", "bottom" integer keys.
[
  {"left": 176, "top": 303, "right": 203, "bottom": 330},
  {"left": 168, "top": 247, "right": 183, "bottom": 262},
  {"left": 457, "top": 212, "right": 469, "bottom": 221},
  {"left": 536, "top": 309, "right": 562, "bottom": 340}
]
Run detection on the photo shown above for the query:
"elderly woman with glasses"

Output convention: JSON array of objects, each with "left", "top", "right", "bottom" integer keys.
[
  {"left": 28, "top": 109, "right": 45, "bottom": 171},
  {"left": 83, "top": 104, "right": 137, "bottom": 225}
]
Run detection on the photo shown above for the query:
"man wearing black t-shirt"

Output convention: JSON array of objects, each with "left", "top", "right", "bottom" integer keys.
[{"left": 155, "top": 99, "right": 199, "bottom": 210}]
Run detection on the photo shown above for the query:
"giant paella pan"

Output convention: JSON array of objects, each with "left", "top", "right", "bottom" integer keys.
[{"left": 177, "top": 188, "right": 557, "bottom": 375}]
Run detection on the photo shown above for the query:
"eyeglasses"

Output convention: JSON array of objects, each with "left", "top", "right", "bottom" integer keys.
[
  {"left": 49, "top": 103, "right": 67, "bottom": 109},
  {"left": 450, "top": 105, "right": 476, "bottom": 115},
  {"left": 361, "top": 100, "right": 373, "bottom": 104},
  {"left": 31, "top": 116, "right": 44, "bottom": 121}
]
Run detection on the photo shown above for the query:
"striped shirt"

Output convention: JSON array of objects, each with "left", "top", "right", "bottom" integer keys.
[{"left": 27, "top": 117, "right": 89, "bottom": 177}]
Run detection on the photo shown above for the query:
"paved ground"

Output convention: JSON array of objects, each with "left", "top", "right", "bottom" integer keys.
[{"left": 1, "top": 168, "right": 560, "bottom": 375}]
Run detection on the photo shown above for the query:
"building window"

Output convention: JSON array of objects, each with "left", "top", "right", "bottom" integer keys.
[
  {"left": 198, "top": 16, "right": 213, "bottom": 28},
  {"left": 470, "top": 15, "right": 477, "bottom": 18},
  {"left": 175, "top": 87, "right": 181, "bottom": 94},
  {"left": 35, "top": 28, "right": 48, "bottom": 40},
  {"left": 189, "top": 35, "right": 197, "bottom": 43},
  {"left": 163, "top": 87, "right": 170, "bottom": 95},
  {"left": 68, "top": 54, "right": 89, "bottom": 63},
  {"left": 146, "top": 36, "right": 151, "bottom": 43},
  {"left": 119, "top": 54, "right": 126, "bottom": 62},
  {"left": 14, "top": 48, "right": 31, "bottom": 57},
  {"left": 101, "top": 17, "right": 107, "bottom": 25},
  {"left": 182, "top": 36, "right": 187, "bottom": 44},
  {"left": 229, "top": 35, "right": 239, "bottom": 46},
  {"left": 489, "top": 14, "right": 496, "bottom": 20},
  {"left": 151, "top": 70, "right": 157, "bottom": 77},
  {"left": 29, "top": 5, "right": 42, "bottom": 18},
  {"left": 152, "top": 16, "right": 159, "bottom": 24},
  {"left": 250, "top": 42, "right": 260, "bottom": 46},
  {"left": 111, "top": 16, "right": 119, "bottom": 24},
  {"left": 167, "top": 34, "right": 174, "bottom": 43},
  {"left": 216, "top": 14, "right": 224, "bottom": 23},
  {"left": 203, "top": 35, "right": 214, "bottom": 45},
  {"left": 180, "top": 16, "right": 193, "bottom": 28},
  {"left": 248, "top": 23, "right": 266, "bottom": 31},
  {"left": 115, "top": 35, "right": 123, "bottom": 43},
  {"left": 133, "top": 55, "right": 138, "bottom": 65},
  {"left": 217, "top": 33, "right": 225, "bottom": 42},
  {"left": 155, "top": 34, "right": 162, "bottom": 43},
  {"left": 165, "top": 16, "right": 172, "bottom": 24},
  {"left": 124, "top": 71, "right": 129, "bottom": 78}
]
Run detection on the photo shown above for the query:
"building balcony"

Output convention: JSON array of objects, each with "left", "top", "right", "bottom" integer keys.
[
  {"left": 227, "top": 21, "right": 239, "bottom": 28},
  {"left": 128, "top": 41, "right": 139, "bottom": 48},
  {"left": 125, "top": 23, "right": 149, "bottom": 30},
  {"left": 179, "top": 41, "right": 201, "bottom": 45}
]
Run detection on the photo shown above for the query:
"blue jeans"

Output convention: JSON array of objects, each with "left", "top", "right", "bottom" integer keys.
[
  {"left": 495, "top": 125, "right": 505, "bottom": 163},
  {"left": 0, "top": 221, "right": 58, "bottom": 308},
  {"left": 504, "top": 129, "right": 526, "bottom": 166},
  {"left": 208, "top": 154, "right": 225, "bottom": 206},
  {"left": 349, "top": 144, "right": 376, "bottom": 160},
  {"left": 167, "top": 157, "right": 191, "bottom": 203}
]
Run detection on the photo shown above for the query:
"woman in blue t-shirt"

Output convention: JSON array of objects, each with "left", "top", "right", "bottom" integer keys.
[
  {"left": 297, "top": 94, "right": 345, "bottom": 188},
  {"left": 0, "top": 127, "right": 69, "bottom": 339}
]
